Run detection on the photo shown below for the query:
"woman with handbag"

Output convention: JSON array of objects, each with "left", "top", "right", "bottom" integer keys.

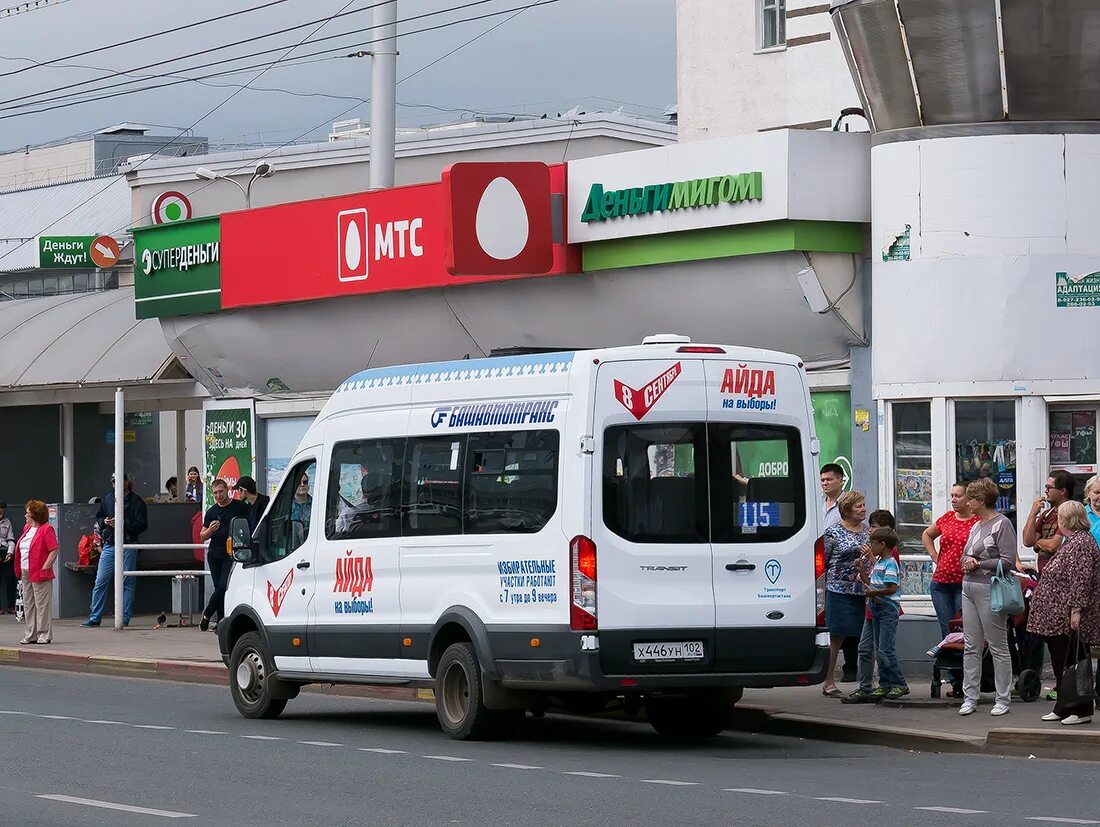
[
  {"left": 958, "top": 478, "right": 1018, "bottom": 717},
  {"left": 12, "top": 500, "right": 58, "bottom": 645},
  {"left": 1027, "top": 501, "right": 1100, "bottom": 725}
]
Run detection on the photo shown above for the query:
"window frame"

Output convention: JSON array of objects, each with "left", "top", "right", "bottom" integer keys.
[{"left": 758, "top": 0, "right": 787, "bottom": 51}]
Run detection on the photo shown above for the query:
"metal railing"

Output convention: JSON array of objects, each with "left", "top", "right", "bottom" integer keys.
[{"left": 115, "top": 542, "right": 210, "bottom": 629}]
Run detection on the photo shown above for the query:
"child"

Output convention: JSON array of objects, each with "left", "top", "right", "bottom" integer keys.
[
  {"left": 859, "top": 527, "right": 908, "bottom": 700},
  {"left": 843, "top": 511, "right": 901, "bottom": 703}
]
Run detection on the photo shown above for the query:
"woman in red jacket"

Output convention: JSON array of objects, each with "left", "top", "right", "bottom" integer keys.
[{"left": 13, "top": 500, "right": 59, "bottom": 645}]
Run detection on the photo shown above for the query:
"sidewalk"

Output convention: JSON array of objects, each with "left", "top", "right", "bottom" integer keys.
[{"left": 1, "top": 615, "right": 1096, "bottom": 760}]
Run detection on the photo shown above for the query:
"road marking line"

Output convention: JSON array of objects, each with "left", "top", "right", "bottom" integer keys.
[
  {"left": 916, "top": 807, "right": 988, "bottom": 815},
  {"left": 816, "top": 797, "right": 883, "bottom": 805},
  {"left": 423, "top": 755, "right": 473, "bottom": 762},
  {"left": 84, "top": 720, "right": 125, "bottom": 725},
  {"left": 640, "top": 780, "right": 699, "bottom": 786},
  {"left": 37, "top": 795, "right": 196, "bottom": 819},
  {"left": 39, "top": 715, "right": 77, "bottom": 720},
  {"left": 1027, "top": 819, "right": 1100, "bottom": 825},
  {"left": 299, "top": 740, "right": 344, "bottom": 747},
  {"left": 564, "top": 771, "right": 620, "bottom": 778},
  {"left": 359, "top": 748, "right": 407, "bottom": 754},
  {"left": 725, "top": 789, "right": 789, "bottom": 796},
  {"left": 0, "top": 710, "right": 30, "bottom": 715},
  {"left": 241, "top": 735, "right": 283, "bottom": 741},
  {"left": 492, "top": 763, "right": 543, "bottom": 770},
  {"left": 185, "top": 730, "right": 227, "bottom": 735},
  {"left": 131, "top": 724, "right": 175, "bottom": 730}
]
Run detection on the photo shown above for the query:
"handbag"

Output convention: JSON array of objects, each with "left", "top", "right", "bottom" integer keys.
[
  {"left": 990, "top": 560, "right": 1025, "bottom": 615},
  {"left": 1058, "top": 629, "right": 1097, "bottom": 706}
]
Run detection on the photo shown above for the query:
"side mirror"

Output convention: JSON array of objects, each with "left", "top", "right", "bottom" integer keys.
[{"left": 230, "top": 517, "right": 253, "bottom": 563}]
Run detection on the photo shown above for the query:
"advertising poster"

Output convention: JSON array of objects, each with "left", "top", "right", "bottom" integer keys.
[
  {"left": 202, "top": 400, "right": 255, "bottom": 510},
  {"left": 812, "top": 391, "right": 854, "bottom": 491}
]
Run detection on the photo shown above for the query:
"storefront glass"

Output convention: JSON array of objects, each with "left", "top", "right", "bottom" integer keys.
[
  {"left": 1049, "top": 409, "right": 1097, "bottom": 484},
  {"left": 263, "top": 416, "right": 316, "bottom": 496},
  {"left": 893, "top": 402, "right": 932, "bottom": 596},
  {"left": 955, "top": 400, "right": 1016, "bottom": 528}
]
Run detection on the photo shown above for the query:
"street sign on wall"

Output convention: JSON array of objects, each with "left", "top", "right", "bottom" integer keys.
[
  {"left": 132, "top": 216, "right": 221, "bottom": 319},
  {"left": 37, "top": 234, "right": 122, "bottom": 269}
]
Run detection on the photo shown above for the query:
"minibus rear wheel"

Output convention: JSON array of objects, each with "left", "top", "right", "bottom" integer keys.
[{"left": 436, "top": 641, "right": 515, "bottom": 740}]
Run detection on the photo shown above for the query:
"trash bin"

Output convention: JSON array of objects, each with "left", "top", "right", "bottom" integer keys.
[{"left": 171, "top": 575, "right": 199, "bottom": 625}]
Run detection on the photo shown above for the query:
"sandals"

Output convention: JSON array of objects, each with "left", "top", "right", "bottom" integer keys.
[{"left": 822, "top": 686, "right": 843, "bottom": 698}]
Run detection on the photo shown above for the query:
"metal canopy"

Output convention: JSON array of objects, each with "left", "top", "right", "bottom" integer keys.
[
  {"left": 832, "top": 0, "right": 1100, "bottom": 133},
  {"left": 0, "top": 288, "right": 175, "bottom": 389}
]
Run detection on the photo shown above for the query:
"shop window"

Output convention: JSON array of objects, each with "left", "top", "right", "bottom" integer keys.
[
  {"left": 1049, "top": 410, "right": 1097, "bottom": 473},
  {"left": 893, "top": 402, "right": 932, "bottom": 595},
  {"left": 760, "top": 0, "right": 786, "bottom": 49},
  {"left": 956, "top": 400, "right": 1016, "bottom": 528}
]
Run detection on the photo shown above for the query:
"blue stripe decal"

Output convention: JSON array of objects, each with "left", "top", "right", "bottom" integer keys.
[{"left": 336, "top": 352, "right": 576, "bottom": 394}]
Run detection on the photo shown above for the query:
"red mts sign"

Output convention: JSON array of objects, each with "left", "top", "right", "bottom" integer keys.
[
  {"left": 220, "top": 167, "right": 578, "bottom": 310},
  {"left": 614, "top": 362, "right": 683, "bottom": 420}
]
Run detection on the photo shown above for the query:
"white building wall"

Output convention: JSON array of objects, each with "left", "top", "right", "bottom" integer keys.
[
  {"left": 677, "top": 0, "right": 860, "bottom": 140},
  {"left": 0, "top": 140, "right": 95, "bottom": 192}
]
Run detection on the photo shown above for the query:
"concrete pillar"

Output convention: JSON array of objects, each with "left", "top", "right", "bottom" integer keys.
[{"left": 61, "top": 402, "right": 75, "bottom": 503}]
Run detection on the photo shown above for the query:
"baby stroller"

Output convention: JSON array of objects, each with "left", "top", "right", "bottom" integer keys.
[{"left": 929, "top": 573, "right": 1042, "bottom": 702}]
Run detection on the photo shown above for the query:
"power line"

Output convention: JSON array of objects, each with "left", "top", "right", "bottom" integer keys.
[
  {"left": 0, "top": 0, "right": 362, "bottom": 265},
  {"left": 0, "top": 1, "right": 561, "bottom": 120},
  {"left": 0, "top": 0, "right": 291, "bottom": 77},
  {"left": 0, "top": 0, "right": 500, "bottom": 110},
  {"left": 0, "top": 0, "right": 74, "bottom": 20}
]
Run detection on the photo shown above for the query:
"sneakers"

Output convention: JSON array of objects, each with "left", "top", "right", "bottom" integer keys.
[
  {"left": 959, "top": 700, "right": 978, "bottom": 716},
  {"left": 1042, "top": 712, "right": 1063, "bottom": 722},
  {"left": 868, "top": 687, "right": 889, "bottom": 699},
  {"left": 79, "top": 619, "right": 100, "bottom": 628},
  {"left": 885, "top": 686, "right": 911, "bottom": 700},
  {"left": 841, "top": 689, "right": 877, "bottom": 704},
  {"left": 1045, "top": 688, "right": 1058, "bottom": 702},
  {"left": 990, "top": 702, "right": 1011, "bottom": 717},
  {"left": 1061, "top": 715, "right": 1093, "bottom": 726}
]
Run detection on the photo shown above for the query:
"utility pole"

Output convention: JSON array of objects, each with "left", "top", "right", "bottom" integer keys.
[{"left": 368, "top": 0, "right": 398, "bottom": 190}]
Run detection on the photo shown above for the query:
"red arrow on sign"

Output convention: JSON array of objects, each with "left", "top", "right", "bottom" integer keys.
[{"left": 89, "top": 235, "right": 120, "bottom": 269}]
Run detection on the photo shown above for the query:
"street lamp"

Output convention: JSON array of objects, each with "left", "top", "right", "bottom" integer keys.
[{"left": 193, "top": 161, "right": 276, "bottom": 209}]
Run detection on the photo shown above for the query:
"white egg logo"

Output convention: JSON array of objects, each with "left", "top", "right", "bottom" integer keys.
[
  {"left": 344, "top": 219, "right": 362, "bottom": 271},
  {"left": 475, "top": 177, "right": 529, "bottom": 260}
]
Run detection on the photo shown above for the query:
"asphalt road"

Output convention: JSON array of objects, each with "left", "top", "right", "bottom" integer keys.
[{"left": 1, "top": 666, "right": 1098, "bottom": 827}]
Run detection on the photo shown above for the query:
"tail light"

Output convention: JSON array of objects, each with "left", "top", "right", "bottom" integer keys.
[
  {"left": 570, "top": 535, "right": 597, "bottom": 631},
  {"left": 814, "top": 536, "right": 827, "bottom": 628}
]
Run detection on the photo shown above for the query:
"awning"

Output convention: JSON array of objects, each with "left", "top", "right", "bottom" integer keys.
[{"left": 0, "top": 288, "right": 175, "bottom": 389}]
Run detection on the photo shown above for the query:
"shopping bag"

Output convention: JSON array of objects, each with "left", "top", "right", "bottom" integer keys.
[
  {"left": 1060, "top": 630, "right": 1097, "bottom": 704},
  {"left": 77, "top": 534, "right": 95, "bottom": 566},
  {"left": 990, "top": 560, "right": 1025, "bottom": 615}
]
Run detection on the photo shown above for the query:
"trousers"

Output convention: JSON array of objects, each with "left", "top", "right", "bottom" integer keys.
[
  {"left": 89, "top": 545, "right": 138, "bottom": 624},
  {"left": 21, "top": 576, "right": 52, "bottom": 643},
  {"left": 962, "top": 579, "right": 1013, "bottom": 705}
]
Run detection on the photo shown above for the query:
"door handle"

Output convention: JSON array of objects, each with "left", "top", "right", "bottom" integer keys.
[
  {"left": 725, "top": 562, "right": 756, "bottom": 571},
  {"left": 296, "top": 561, "right": 311, "bottom": 570}
]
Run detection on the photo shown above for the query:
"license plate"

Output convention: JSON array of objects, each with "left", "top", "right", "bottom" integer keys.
[{"left": 632, "top": 641, "right": 704, "bottom": 662}]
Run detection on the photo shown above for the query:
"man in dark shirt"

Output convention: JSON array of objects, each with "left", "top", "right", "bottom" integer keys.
[
  {"left": 232, "top": 476, "right": 270, "bottom": 534},
  {"left": 82, "top": 474, "right": 148, "bottom": 628},
  {"left": 199, "top": 478, "right": 248, "bottom": 631}
]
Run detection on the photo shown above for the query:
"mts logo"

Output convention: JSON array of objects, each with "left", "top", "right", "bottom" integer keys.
[{"left": 338, "top": 208, "right": 425, "bottom": 282}]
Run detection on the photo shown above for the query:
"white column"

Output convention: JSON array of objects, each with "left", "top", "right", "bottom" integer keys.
[
  {"left": 113, "top": 388, "right": 125, "bottom": 631},
  {"left": 61, "top": 402, "right": 75, "bottom": 503},
  {"left": 1018, "top": 396, "right": 1048, "bottom": 528},
  {"left": 930, "top": 397, "right": 950, "bottom": 513}
]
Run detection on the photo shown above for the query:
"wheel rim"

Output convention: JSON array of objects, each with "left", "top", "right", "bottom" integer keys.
[
  {"left": 236, "top": 649, "right": 266, "bottom": 705},
  {"left": 440, "top": 660, "right": 471, "bottom": 726}
]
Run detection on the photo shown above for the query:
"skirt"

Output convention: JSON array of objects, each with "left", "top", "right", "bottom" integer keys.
[{"left": 826, "top": 591, "right": 866, "bottom": 637}]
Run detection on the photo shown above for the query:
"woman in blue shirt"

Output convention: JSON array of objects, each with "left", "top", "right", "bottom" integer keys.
[{"left": 1086, "top": 476, "right": 1100, "bottom": 548}]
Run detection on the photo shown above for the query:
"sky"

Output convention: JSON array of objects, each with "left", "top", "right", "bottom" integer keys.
[{"left": 0, "top": 0, "right": 676, "bottom": 151}]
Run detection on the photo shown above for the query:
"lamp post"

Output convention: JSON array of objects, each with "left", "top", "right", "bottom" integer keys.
[{"left": 193, "top": 161, "right": 275, "bottom": 209}]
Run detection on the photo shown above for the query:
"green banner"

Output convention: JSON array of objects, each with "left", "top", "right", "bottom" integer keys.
[
  {"left": 813, "top": 391, "right": 854, "bottom": 491},
  {"left": 133, "top": 216, "right": 221, "bottom": 319},
  {"left": 203, "top": 403, "right": 254, "bottom": 510},
  {"left": 37, "top": 235, "right": 95, "bottom": 268}
]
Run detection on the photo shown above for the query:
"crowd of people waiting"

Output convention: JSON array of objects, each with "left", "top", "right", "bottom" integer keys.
[{"left": 819, "top": 465, "right": 1100, "bottom": 725}]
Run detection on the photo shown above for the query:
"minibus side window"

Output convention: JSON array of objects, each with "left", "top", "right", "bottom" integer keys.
[
  {"left": 464, "top": 430, "right": 559, "bottom": 534},
  {"left": 325, "top": 438, "right": 405, "bottom": 541},
  {"left": 603, "top": 423, "right": 709, "bottom": 543},
  {"left": 709, "top": 423, "right": 805, "bottom": 543},
  {"left": 265, "top": 459, "right": 317, "bottom": 561},
  {"left": 404, "top": 437, "right": 466, "bottom": 536}
]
